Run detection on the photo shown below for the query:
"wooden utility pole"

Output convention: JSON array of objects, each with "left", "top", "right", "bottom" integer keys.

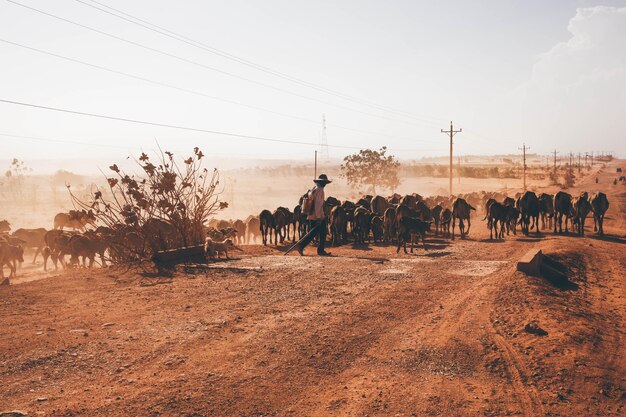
[
  {"left": 519, "top": 143, "right": 530, "bottom": 191},
  {"left": 585, "top": 152, "right": 588, "bottom": 169},
  {"left": 577, "top": 152, "right": 581, "bottom": 173},
  {"left": 552, "top": 149, "right": 558, "bottom": 176},
  {"left": 441, "top": 121, "right": 462, "bottom": 196}
]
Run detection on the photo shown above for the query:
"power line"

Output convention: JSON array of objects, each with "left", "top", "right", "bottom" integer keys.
[
  {"left": 5, "top": 0, "right": 442, "bottom": 131},
  {"left": 0, "top": 98, "right": 436, "bottom": 153},
  {"left": 75, "top": 0, "right": 446, "bottom": 125},
  {"left": 0, "top": 38, "right": 433, "bottom": 145},
  {"left": 0, "top": 132, "right": 338, "bottom": 159}
]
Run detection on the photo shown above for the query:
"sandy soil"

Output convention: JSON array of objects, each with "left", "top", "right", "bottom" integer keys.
[{"left": 0, "top": 161, "right": 624, "bottom": 416}]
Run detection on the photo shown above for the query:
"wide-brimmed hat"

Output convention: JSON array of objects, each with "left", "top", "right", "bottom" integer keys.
[{"left": 313, "top": 174, "right": 332, "bottom": 184}]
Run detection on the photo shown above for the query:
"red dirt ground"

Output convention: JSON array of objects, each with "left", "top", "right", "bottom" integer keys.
[{"left": 1, "top": 162, "right": 624, "bottom": 417}]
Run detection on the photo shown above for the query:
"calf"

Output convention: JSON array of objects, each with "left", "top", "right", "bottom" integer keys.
[
  {"left": 205, "top": 238, "right": 241, "bottom": 260},
  {"left": 396, "top": 216, "right": 431, "bottom": 253},
  {"left": 440, "top": 208, "right": 452, "bottom": 237}
]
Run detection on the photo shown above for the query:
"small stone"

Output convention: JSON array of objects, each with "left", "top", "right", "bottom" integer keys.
[
  {"left": 36, "top": 397, "right": 48, "bottom": 402},
  {"left": 102, "top": 322, "right": 116, "bottom": 328}
]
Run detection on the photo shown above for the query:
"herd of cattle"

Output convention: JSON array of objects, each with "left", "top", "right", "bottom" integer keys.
[
  {"left": 0, "top": 189, "right": 611, "bottom": 279},
  {"left": 252, "top": 189, "right": 610, "bottom": 253}
]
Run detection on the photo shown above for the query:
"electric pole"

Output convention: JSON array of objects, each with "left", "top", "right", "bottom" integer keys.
[
  {"left": 441, "top": 121, "right": 462, "bottom": 196},
  {"left": 578, "top": 152, "right": 581, "bottom": 173},
  {"left": 519, "top": 143, "right": 530, "bottom": 191},
  {"left": 585, "top": 152, "right": 588, "bottom": 169},
  {"left": 552, "top": 149, "right": 558, "bottom": 180}
]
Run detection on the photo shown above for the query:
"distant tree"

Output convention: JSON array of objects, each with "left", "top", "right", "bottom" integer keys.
[{"left": 341, "top": 146, "right": 400, "bottom": 194}]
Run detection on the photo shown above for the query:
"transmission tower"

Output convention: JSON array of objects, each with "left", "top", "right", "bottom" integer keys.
[{"left": 319, "top": 113, "right": 329, "bottom": 160}]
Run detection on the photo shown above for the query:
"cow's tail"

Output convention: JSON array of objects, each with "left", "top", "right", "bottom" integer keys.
[{"left": 469, "top": 205, "right": 476, "bottom": 211}]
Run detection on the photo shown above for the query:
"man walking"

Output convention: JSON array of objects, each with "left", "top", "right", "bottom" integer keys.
[{"left": 296, "top": 174, "right": 332, "bottom": 256}]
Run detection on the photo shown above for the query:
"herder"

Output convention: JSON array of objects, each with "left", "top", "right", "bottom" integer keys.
[{"left": 296, "top": 174, "right": 332, "bottom": 256}]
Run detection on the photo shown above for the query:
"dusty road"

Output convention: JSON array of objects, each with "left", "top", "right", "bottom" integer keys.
[{"left": 1, "top": 162, "right": 624, "bottom": 416}]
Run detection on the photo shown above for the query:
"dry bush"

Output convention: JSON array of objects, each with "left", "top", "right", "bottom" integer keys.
[{"left": 70, "top": 147, "right": 227, "bottom": 263}]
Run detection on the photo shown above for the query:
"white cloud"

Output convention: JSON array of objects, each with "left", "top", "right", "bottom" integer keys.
[{"left": 522, "top": 6, "right": 626, "bottom": 155}]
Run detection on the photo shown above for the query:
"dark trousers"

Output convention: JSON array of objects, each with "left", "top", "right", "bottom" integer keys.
[{"left": 298, "top": 219, "right": 327, "bottom": 254}]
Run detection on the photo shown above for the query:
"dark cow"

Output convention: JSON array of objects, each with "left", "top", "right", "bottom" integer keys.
[
  {"left": 273, "top": 207, "right": 293, "bottom": 244},
  {"left": 383, "top": 206, "right": 397, "bottom": 243},
  {"left": 572, "top": 192, "right": 592, "bottom": 237},
  {"left": 396, "top": 216, "right": 431, "bottom": 253},
  {"left": 518, "top": 191, "right": 540, "bottom": 235},
  {"left": 505, "top": 205, "right": 520, "bottom": 235},
  {"left": 431, "top": 204, "right": 443, "bottom": 236},
  {"left": 370, "top": 216, "right": 384, "bottom": 243},
  {"left": 590, "top": 192, "right": 609, "bottom": 235},
  {"left": 68, "top": 234, "right": 97, "bottom": 268},
  {"left": 370, "top": 195, "right": 389, "bottom": 217},
  {"left": 486, "top": 201, "right": 507, "bottom": 240},
  {"left": 353, "top": 207, "right": 372, "bottom": 245},
  {"left": 259, "top": 210, "right": 275, "bottom": 246},
  {"left": 553, "top": 191, "right": 573, "bottom": 234},
  {"left": 451, "top": 198, "right": 475, "bottom": 239},
  {"left": 538, "top": 193, "right": 554, "bottom": 230},
  {"left": 330, "top": 205, "right": 347, "bottom": 246}
]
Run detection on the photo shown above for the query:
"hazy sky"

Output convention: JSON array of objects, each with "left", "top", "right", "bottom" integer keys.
[{"left": 1, "top": 0, "right": 625, "bottom": 171}]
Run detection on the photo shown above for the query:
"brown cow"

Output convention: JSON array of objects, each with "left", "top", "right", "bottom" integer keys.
[
  {"left": 0, "top": 242, "right": 24, "bottom": 279},
  {"left": 232, "top": 220, "right": 246, "bottom": 245},
  {"left": 11, "top": 228, "right": 46, "bottom": 263},
  {"left": 53, "top": 210, "right": 96, "bottom": 230},
  {"left": 245, "top": 216, "right": 261, "bottom": 244},
  {"left": 0, "top": 220, "right": 10, "bottom": 234}
]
